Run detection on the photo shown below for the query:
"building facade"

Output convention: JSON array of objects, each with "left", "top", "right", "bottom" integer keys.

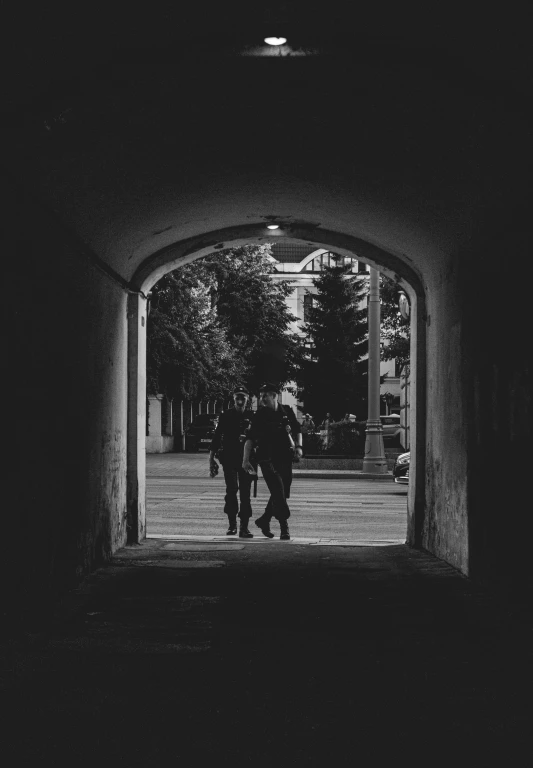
[{"left": 269, "top": 243, "right": 400, "bottom": 419}]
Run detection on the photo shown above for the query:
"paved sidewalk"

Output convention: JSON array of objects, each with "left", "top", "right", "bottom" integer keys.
[{"left": 3, "top": 539, "right": 531, "bottom": 767}]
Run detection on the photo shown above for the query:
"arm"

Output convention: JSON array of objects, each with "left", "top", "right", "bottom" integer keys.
[
  {"left": 242, "top": 411, "right": 258, "bottom": 472},
  {"left": 209, "top": 413, "right": 224, "bottom": 465},
  {"left": 242, "top": 438, "right": 257, "bottom": 474},
  {"left": 285, "top": 406, "right": 303, "bottom": 455}
]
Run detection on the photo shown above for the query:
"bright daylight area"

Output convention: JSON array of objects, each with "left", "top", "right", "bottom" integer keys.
[{"left": 144, "top": 242, "right": 411, "bottom": 544}]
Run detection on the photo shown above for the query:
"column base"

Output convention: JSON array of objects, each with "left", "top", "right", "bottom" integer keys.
[{"left": 362, "top": 421, "right": 388, "bottom": 474}]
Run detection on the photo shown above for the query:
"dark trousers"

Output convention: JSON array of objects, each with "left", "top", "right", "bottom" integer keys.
[
  {"left": 222, "top": 464, "right": 253, "bottom": 521},
  {"left": 259, "top": 459, "right": 292, "bottom": 522}
]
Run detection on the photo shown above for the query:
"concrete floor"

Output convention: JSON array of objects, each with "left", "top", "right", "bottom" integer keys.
[{"left": 2, "top": 536, "right": 532, "bottom": 767}]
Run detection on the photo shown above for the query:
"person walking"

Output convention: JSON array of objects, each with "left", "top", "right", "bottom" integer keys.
[
  {"left": 300, "top": 413, "right": 316, "bottom": 452},
  {"left": 319, "top": 412, "right": 334, "bottom": 449},
  {"left": 209, "top": 385, "right": 256, "bottom": 538},
  {"left": 242, "top": 382, "right": 302, "bottom": 541}
]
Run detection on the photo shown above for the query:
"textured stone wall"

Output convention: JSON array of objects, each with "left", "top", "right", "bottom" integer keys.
[
  {"left": 422, "top": 258, "right": 470, "bottom": 574},
  {"left": 3, "top": 180, "right": 129, "bottom": 607},
  {"left": 463, "top": 222, "right": 533, "bottom": 590}
]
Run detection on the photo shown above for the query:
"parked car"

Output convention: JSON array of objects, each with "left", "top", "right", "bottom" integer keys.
[
  {"left": 184, "top": 414, "right": 219, "bottom": 452},
  {"left": 359, "top": 414, "right": 403, "bottom": 445},
  {"left": 392, "top": 451, "right": 410, "bottom": 484}
]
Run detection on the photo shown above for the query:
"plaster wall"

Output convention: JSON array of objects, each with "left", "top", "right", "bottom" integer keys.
[
  {"left": 147, "top": 395, "right": 163, "bottom": 436},
  {"left": 422, "top": 261, "right": 469, "bottom": 573},
  {"left": 3, "top": 181, "right": 129, "bottom": 604},
  {"left": 463, "top": 224, "right": 533, "bottom": 589},
  {"left": 146, "top": 436, "right": 175, "bottom": 453}
]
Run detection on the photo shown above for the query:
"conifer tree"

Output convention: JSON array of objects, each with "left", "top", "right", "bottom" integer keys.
[
  {"left": 296, "top": 260, "right": 368, "bottom": 421},
  {"left": 380, "top": 275, "right": 410, "bottom": 369}
]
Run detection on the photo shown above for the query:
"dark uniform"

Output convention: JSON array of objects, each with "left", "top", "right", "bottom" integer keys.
[
  {"left": 210, "top": 407, "right": 256, "bottom": 530},
  {"left": 246, "top": 400, "right": 301, "bottom": 532}
]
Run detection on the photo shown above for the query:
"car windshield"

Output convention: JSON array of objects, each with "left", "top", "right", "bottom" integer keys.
[{"left": 191, "top": 415, "right": 218, "bottom": 427}]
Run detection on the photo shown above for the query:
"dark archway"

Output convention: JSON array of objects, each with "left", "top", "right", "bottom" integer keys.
[{"left": 3, "top": 6, "right": 531, "bottom": 599}]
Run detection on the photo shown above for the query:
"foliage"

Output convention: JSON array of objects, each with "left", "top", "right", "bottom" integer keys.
[
  {"left": 146, "top": 270, "right": 246, "bottom": 400},
  {"left": 327, "top": 422, "right": 365, "bottom": 455},
  {"left": 295, "top": 260, "right": 368, "bottom": 422},
  {"left": 146, "top": 244, "right": 302, "bottom": 399},
  {"left": 380, "top": 275, "right": 410, "bottom": 369},
  {"left": 190, "top": 245, "right": 303, "bottom": 393}
]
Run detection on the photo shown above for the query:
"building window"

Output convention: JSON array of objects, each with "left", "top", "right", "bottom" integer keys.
[
  {"left": 302, "top": 335, "right": 315, "bottom": 359},
  {"left": 304, "top": 251, "right": 360, "bottom": 272},
  {"left": 303, "top": 293, "right": 314, "bottom": 322}
]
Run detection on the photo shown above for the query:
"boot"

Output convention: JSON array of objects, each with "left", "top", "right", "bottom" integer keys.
[
  {"left": 226, "top": 516, "right": 237, "bottom": 535},
  {"left": 280, "top": 521, "right": 290, "bottom": 541},
  {"left": 254, "top": 516, "right": 274, "bottom": 539},
  {"left": 239, "top": 522, "right": 253, "bottom": 539}
]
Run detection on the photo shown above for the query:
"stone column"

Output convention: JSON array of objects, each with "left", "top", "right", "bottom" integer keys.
[
  {"left": 127, "top": 292, "right": 147, "bottom": 543},
  {"left": 400, "top": 365, "right": 410, "bottom": 450},
  {"left": 362, "top": 268, "right": 387, "bottom": 473},
  {"left": 179, "top": 400, "right": 185, "bottom": 451}
]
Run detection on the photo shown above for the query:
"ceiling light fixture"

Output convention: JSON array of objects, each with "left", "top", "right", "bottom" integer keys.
[
  {"left": 264, "top": 37, "right": 287, "bottom": 46},
  {"left": 267, "top": 224, "right": 280, "bottom": 229}
]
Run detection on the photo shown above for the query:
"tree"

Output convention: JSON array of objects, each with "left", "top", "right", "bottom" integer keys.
[
  {"left": 296, "top": 260, "right": 368, "bottom": 421},
  {"left": 146, "top": 269, "right": 247, "bottom": 400},
  {"left": 185, "top": 244, "right": 303, "bottom": 393},
  {"left": 380, "top": 275, "right": 410, "bottom": 369},
  {"left": 146, "top": 244, "right": 302, "bottom": 399}
]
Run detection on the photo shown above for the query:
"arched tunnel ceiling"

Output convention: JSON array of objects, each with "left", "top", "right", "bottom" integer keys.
[{"left": 1, "top": 2, "right": 531, "bottom": 283}]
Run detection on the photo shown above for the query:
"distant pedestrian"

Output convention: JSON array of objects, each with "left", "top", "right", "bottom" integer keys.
[
  {"left": 243, "top": 382, "right": 302, "bottom": 540},
  {"left": 343, "top": 413, "right": 357, "bottom": 422},
  {"left": 209, "top": 386, "right": 256, "bottom": 538},
  {"left": 319, "top": 412, "right": 334, "bottom": 449},
  {"left": 300, "top": 413, "right": 316, "bottom": 452},
  {"left": 301, "top": 413, "right": 316, "bottom": 433}
]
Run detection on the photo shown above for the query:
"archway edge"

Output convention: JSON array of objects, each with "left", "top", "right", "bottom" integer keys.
[
  {"left": 128, "top": 221, "right": 427, "bottom": 549},
  {"left": 131, "top": 222, "right": 424, "bottom": 299}
]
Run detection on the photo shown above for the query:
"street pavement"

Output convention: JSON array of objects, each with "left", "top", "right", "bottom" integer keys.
[{"left": 147, "top": 453, "right": 407, "bottom": 544}]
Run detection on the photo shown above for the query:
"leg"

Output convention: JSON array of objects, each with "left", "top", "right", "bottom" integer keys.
[
  {"left": 278, "top": 462, "right": 293, "bottom": 501},
  {"left": 237, "top": 468, "right": 253, "bottom": 522},
  {"left": 275, "top": 460, "right": 293, "bottom": 540},
  {"left": 237, "top": 468, "right": 253, "bottom": 538},
  {"left": 259, "top": 461, "right": 291, "bottom": 522},
  {"left": 222, "top": 464, "right": 239, "bottom": 534},
  {"left": 254, "top": 463, "right": 277, "bottom": 538},
  {"left": 263, "top": 497, "right": 274, "bottom": 523}
]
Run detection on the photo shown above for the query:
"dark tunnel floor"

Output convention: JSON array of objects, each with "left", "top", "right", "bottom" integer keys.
[{"left": 2, "top": 540, "right": 532, "bottom": 767}]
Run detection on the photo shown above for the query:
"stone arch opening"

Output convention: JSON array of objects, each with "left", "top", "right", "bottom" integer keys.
[{"left": 126, "top": 223, "right": 426, "bottom": 550}]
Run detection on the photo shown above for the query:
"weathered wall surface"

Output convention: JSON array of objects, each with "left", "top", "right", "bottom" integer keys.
[
  {"left": 146, "top": 436, "right": 175, "bottom": 453},
  {"left": 463, "top": 221, "right": 533, "bottom": 590},
  {"left": 422, "top": 259, "right": 470, "bottom": 574},
  {"left": 3, "top": 180, "right": 129, "bottom": 608}
]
